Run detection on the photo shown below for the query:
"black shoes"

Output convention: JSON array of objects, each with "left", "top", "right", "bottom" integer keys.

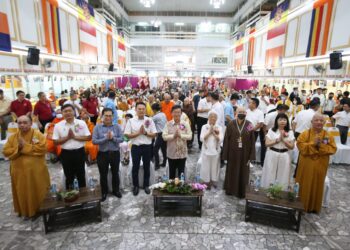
[
  {"left": 133, "top": 187, "right": 139, "bottom": 196},
  {"left": 144, "top": 187, "right": 150, "bottom": 194},
  {"left": 113, "top": 191, "right": 122, "bottom": 198},
  {"left": 101, "top": 194, "right": 107, "bottom": 202}
]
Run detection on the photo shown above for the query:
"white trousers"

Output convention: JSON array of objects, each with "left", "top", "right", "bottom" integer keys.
[{"left": 200, "top": 153, "right": 220, "bottom": 183}]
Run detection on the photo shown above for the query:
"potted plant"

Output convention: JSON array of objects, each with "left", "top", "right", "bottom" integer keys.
[{"left": 266, "top": 184, "right": 283, "bottom": 200}]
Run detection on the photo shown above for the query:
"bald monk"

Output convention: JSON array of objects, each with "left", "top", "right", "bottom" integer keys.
[
  {"left": 3, "top": 115, "right": 50, "bottom": 218},
  {"left": 81, "top": 110, "right": 98, "bottom": 164},
  {"left": 296, "top": 113, "right": 337, "bottom": 213}
]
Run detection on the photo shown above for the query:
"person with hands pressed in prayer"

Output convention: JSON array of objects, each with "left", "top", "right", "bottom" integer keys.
[{"left": 52, "top": 104, "right": 91, "bottom": 190}]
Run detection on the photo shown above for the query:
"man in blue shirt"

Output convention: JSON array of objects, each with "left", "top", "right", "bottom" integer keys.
[
  {"left": 224, "top": 93, "right": 239, "bottom": 126},
  {"left": 92, "top": 108, "right": 124, "bottom": 201},
  {"left": 104, "top": 91, "right": 118, "bottom": 125}
]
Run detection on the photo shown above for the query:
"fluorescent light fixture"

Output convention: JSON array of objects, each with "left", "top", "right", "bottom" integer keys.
[{"left": 175, "top": 23, "right": 185, "bottom": 26}]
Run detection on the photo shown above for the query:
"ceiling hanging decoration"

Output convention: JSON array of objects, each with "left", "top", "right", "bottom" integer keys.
[
  {"left": 140, "top": 0, "right": 155, "bottom": 8},
  {"left": 210, "top": 0, "right": 225, "bottom": 9}
]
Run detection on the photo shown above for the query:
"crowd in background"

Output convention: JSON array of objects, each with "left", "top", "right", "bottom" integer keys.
[{"left": 1, "top": 78, "right": 347, "bottom": 218}]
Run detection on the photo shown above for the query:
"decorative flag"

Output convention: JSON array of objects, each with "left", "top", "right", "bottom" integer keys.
[
  {"left": 306, "top": 0, "right": 334, "bottom": 57},
  {"left": 106, "top": 20, "right": 113, "bottom": 64},
  {"left": 41, "top": 0, "right": 62, "bottom": 55},
  {"left": 234, "top": 32, "right": 244, "bottom": 70},
  {"left": 247, "top": 26, "right": 255, "bottom": 66},
  {"left": 265, "top": 0, "right": 290, "bottom": 68},
  {"left": 0, "top": 2, "right": 12, "bottom": 52},
  {"left": 76, "top": 0, "right": 98, "bottom": 63},
  {"left": 118, "top": 30, "right": 126, "bottom": 69}
]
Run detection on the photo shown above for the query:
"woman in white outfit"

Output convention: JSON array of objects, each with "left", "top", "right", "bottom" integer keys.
[
  {"left": 261, "top": 113, "right": 295, "bottom": 189},
  {"left": 200, "top": 111, "right": 224, "bottom": 189}
]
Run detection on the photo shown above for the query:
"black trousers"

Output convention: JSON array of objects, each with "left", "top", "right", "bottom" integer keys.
[
  {"left": 61, "top": 147, "right": 86, "bottom": 190},
  {"left": 323, "top": 111, "right": 334, "bottom": 118},
  {"left": 153, "top": 132, "right": 167, "bottom": 167},
  {"left": 196, "top": 117, "right": 208, "bottom": 149},
  {"left": 39, "top": 118, "right": 53, "bottom": 133},
  {"left": 131, "top": 144, "right": 152, "bottom": 188},
  {"left": 337, "top": 125, "right": 349, "bottom": 145},
  {"left": 90, "top": 115, "right": 98, "bottom": 125},
  {"left": 254, "top": 130, "right": 266, "bottom": 166},
  {"left": 168, "top": 158, "right": 186, "bottom": 180},
  {"left": 97, "top": 151, "right": 120, "bottom": 195}
]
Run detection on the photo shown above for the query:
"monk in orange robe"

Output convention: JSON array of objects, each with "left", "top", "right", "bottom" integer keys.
[
  {"left": 296, "top": 113, "right": 337, "bottom": 213},
  {"left": 3, "top": 115, "right": 50, "bottom": 218},
  {"left": 81, "top": 111, "right": 98, "bottom": 163},
  {"left": 161, "top": 93, "right": 174, "bottom": 121},
  {"left": 46, "top": 115, "right": 64, "bottom": 159}
]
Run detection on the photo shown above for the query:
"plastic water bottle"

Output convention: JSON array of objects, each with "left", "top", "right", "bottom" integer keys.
[
  {"left": 88, "top": 177, "right": 95, "bottom": 191},
  {"left": 294, "top": 183, "right": 300, "bottom": 198},
  {"left": 195, "top": 175, "right": 200, "bottom": 183},
  {"left": 73, "top": 178, "right": 79, "bottom": 191},
  {"left": 180, "top": 172, "right": 185, "bottom": 182},
  {"left": 50, "top": 184, "right": 57, "bottom": 198},
  {"left": 254, "top": 177, "right": 260, "bottom": 192},
  {"left": 162, "top": 174, "right": 167, "bottom": 182}
]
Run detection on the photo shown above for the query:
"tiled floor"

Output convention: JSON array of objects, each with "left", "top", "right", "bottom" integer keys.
[{"left": 0, "top": 141, "right": 349, "bottom": 250}]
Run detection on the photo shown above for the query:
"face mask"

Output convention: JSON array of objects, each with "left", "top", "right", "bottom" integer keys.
[
  {"left": 237, "top": 114, "right": 246, "bottom": 120},
  {"left": 56, "top": 114, "right": 63, "bottom": 119},
  {"left": 329, "top": 96, "right": 333, "bottom": 99}
]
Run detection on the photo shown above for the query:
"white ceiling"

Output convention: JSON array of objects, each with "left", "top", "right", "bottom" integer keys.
[{"left": 119, "top": 0, "right": 244, "bottom": 13}]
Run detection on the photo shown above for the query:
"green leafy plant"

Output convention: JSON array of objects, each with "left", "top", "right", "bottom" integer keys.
[
  {"left": 287, "top": 191, "right": 296, "bottom": 201},
  {"left": 266, "top": 184, "right": 284, "bottom": 199}
]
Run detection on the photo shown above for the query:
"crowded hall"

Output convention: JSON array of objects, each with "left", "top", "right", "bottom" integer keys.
[{"left": 1, "top": 0, "right": 350, "bottom": 249}]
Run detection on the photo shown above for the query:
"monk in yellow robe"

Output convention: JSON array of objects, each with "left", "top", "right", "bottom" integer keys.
[
  {"left": 296, "top": 113, "right": 337, "bottom": 213},
  {"left": 81, "top": 111, "right": 98, "bottom": 163},
  {"left": 3, "top": 115, "right": 50, "bottom": 218}
]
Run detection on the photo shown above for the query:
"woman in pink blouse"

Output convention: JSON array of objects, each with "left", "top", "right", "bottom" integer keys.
[{"left": 162, "top": 105, "right": 192, "bottom": 179}]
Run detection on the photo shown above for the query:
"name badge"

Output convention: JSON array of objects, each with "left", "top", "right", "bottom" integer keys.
[{"left": 238, "top": 142, "right": 243, "bottom": 148}]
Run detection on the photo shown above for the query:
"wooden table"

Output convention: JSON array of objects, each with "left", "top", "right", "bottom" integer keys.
[
  {"left": 152, "top": 190, "right": 203, "bottom": 217},
  {"left": 39, "top": 186, "right": 102, "bottom": 234},
  {"left": 245, "top": 186, "right": 304, "bottom": 232}
]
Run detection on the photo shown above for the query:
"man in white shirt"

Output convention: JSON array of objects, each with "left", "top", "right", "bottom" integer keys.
[
  {"left": 124, "top": 102, "right": 157, "bottom": 196},
  {"left": 264, "top": 104, "right": 289, "bottom": 132},
  {"left": 52, "top": 104, "right": 91, "bottom": 189},
  {"left": 196, "top": 94, "right": 212, "bottom": 149},
  {"left": 332, "top": 101, "right": 350, "bottom": 145},
  {"left": 210, "top": 92, "right": 225, "bottom": 128},
  {"left": 292, "top": 99, "right": 320, "bottom": 139},
  {"left": 323, "top": 92, "right": 336, "bottom": 117},
  {"left": 312, "top": 88, "right": 325, "bottom": 107},
  {"left": 246, "top": 98, "right": 265, "bottom": 166},
  {"left": 258, "top": 91, "right": 270, "bottom": 115},
  {"left": 64, "top": 92, "right": 82, "bottom": 117}
]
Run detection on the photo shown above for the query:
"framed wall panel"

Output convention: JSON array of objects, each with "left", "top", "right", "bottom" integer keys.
[
  {"left": 0, "top": 53, "right": 21, "bottom": 71},
  {"left": 60, "top": 62, "right": 71, "bottom": 73},
  {"left": 289, "top": 0, "right": 300, "bottom": 10},
  {"left": 328, "top": 0, "right": 350, "bottom": 51},
  {"left": 325, "top": 62, "right": 347, "bottom": 77},
  {"left": 294, "top": 66, "right": 306, "bottom": 77},
  {"left": 0, "top": 0, "right": 19, "bottom": 41},
  {"left": 296, "top": 11, "right": 312, "bottom": 56},
  {"left": 45, "top": 61, "right": 59, "bottom": 73},
  {"left": 284, "top": 17, "right": 298, "bottom": 58},
  {"left": 68, "top": 14, "right": 80, "bottom": 55},
  {"left": 282, "top": 67, "right": 293, "bottom": 77},
  {"left": 59, "top": 9, "right": 69, "bottom": 53},
  {"left": 82, "top": 65, "right": 90, "bottom": 73},
  {"left": 274, "top": 68, "right": 282, "bottom": 76},
  {"left": 253, "top": 34, "right": 262, "bottom": 65},
  {"left": 72, "top": 64, "right": 81, "bottom": 73},
  {"left": 15, "top": 0, "right": 40, "bottom": 45}
]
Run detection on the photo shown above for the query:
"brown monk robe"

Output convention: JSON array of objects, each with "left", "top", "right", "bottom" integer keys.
[
  {"left": 222, "top": 107, "right": 256, "bottom": 198},
  {"left": 296, "top": 113, "right": 337, "bottom": 213}
]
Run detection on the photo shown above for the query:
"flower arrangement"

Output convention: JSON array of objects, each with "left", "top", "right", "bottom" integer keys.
[
  {"left": 246, "top": 123, "right": 254, "bottom": 132},
  {"left": 179, "top": 124, "right": 186, "bottom": 131},
  {"left": 144, "top": 119, "right": 151, "bottom": 128},
  {"left": 150, "top": 179, "right": 207, "bottom": 195}
]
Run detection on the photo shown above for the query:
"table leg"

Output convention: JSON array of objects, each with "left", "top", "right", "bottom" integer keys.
[
  {"left": 199, "top": 197, "right": 202, "bottom": 217},
  {"left": 42, "top": 213, "right": 48, "bottom": 234},
  {"left": 245, "top": 200, "right": 249, "bottom": 222},
  {"left": 296, "top": 211, "right": 302, "bottom": 232},
  {"left": 97, "top": 201, "right": 102, "bottom": 222}
]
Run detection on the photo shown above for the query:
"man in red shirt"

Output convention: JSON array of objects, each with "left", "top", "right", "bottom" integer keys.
[
  {"left": 10, "top": 90, "right": 32, "bottom": 119},
  {"left": 34, "top": 92, "right": 54, "bottom": 132}
]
